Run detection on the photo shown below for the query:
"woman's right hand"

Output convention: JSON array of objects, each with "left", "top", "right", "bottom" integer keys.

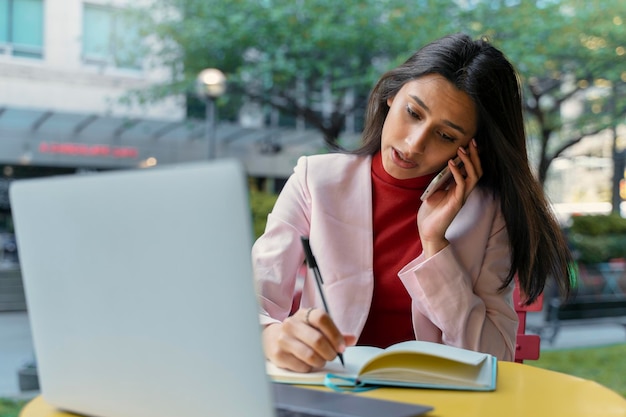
[
  {"left": 418, "top": 140, "right": 482, "bottom": 258},
  {"left": 262, "top": 308, "right": 356, "bottom": 372}
]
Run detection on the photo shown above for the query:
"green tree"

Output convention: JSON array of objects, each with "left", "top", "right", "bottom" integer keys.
[
  {"left": 129, "top": 0, "right": 625, "bottom": 206},
  {"left": 129, "top": 0, "right": 460, "bottom": 148},
  {"left": 461, "top": 0, "right": 626, "bottom": 186}
]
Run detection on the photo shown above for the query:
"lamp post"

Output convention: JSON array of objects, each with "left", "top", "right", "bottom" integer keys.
[{"left": 195, "top": 68, "right": 227, "bottom": 159}]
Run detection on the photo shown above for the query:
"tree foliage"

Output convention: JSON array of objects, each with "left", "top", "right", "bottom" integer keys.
[
  {"left": 460, "top": 0, "right": 626, "bottom": 184},
  {"left": 130, "top": 0, "right": 460, "bottom": 146},
  {"left": 129, "top": 0, "right": 626, "bottom": 187}
]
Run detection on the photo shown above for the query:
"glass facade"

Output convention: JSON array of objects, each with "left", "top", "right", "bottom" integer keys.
[
  {"left": 82, "top": 3, "right": 141, "bottom": 70},
  {"left": 0, "top": 0, "right": 44, "bottom": 59}
]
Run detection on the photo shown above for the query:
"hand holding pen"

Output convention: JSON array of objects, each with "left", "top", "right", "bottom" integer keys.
[
  {"left": 260, "top": 237, "right": 353, "bottom": 372},
  {"left": 301, "top": 236, "right": 347, "bottom": 367}
]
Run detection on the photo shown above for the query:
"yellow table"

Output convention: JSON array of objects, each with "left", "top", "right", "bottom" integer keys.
[{"left": 20, "top": 361, "right": 626, "bottom": 417}]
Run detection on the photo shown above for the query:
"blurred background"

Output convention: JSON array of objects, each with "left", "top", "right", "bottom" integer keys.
[{"left": 0, "top": 0, "right": 625, "bottom": 404}]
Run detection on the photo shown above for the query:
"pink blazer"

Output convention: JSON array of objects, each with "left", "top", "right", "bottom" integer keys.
[{"left": 252, "top": 153, "right": 518, "bottom": 360}]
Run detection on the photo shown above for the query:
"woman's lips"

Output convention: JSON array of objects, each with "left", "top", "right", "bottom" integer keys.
[{"left": 391, "top": 148, "right": 417, "bottom": 169}]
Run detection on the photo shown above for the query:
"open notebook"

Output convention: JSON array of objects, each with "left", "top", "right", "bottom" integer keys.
[
  {"left": 10, "top": 160, "right": 431, "bottom": 417},
  {"left": 268, "top": 340, "right": 497, "bottom": 391}
]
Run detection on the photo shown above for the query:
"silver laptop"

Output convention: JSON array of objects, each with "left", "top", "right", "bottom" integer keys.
[{"left": 10, "top": 159, "right": 431, "bottom": 417}]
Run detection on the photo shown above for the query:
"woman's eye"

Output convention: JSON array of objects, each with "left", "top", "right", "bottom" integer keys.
[
  {"left": 406, "top": 105, "right": 420, "bottom": 119},
  {"left": 438, "top": 131, "right": 456, "bottom": 143}
]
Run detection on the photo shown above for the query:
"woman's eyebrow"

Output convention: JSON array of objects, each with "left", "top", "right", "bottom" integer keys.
[
  {"left": 409, "top": 94, "right": 467, "bottom": 135},
  {"left": 410, "top": 94, "right": 431, "bottom": 113}
]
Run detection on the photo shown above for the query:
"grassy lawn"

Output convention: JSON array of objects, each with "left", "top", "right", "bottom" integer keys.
[
  {"left": 530, "top": 343, "right": 626, "bottom": 397},
  {"left": 0, "top": 398, "right": 27, "bottom": 417}
]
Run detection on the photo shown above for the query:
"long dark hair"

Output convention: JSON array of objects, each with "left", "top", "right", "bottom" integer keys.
[{"left": 354, "top": 33, "right": 572, "bottom": 304}]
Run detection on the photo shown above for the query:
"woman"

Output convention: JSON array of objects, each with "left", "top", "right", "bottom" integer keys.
[{"left": 252, "top": 33, "right": 572, "bottom": 372}]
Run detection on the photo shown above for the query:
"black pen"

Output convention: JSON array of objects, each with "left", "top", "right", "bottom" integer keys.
[{"left": 300, "top": 236, "right": 345, "bottom": 367}]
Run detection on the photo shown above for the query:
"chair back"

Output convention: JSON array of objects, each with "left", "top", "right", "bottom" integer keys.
[{"left": 513, "top": 285, "right": 543, "bottom": 363}]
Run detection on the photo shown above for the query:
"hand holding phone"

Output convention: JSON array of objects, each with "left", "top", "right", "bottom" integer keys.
[{"left": 420, "top": 156, "right": 464, "bottom": 201}]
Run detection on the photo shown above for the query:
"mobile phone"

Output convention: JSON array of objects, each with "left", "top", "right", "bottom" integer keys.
[{"left": 420, "top": 156, "right": 464, "bottom": 201}]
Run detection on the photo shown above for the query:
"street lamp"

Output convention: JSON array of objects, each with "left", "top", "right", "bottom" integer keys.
[{"left": 195, "top": 68, "right": 227, "bottom": 159}]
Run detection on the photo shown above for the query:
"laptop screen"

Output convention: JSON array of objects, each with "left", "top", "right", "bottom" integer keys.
[{"left": 11, "top": 160, "right": 276, "bottom": 417}]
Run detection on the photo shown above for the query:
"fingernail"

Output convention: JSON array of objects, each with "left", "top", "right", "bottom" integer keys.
[
  {"left": 472, "top": 138, "right": 478, "bottom": 148},
  {"left": 459, "top": 146, "right": 467, "bottom": 154}
]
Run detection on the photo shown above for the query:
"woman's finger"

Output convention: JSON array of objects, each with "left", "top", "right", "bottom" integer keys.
[
  {"left": 467, "top": 138, "right": 482, "bottom": 179},
  {"left": 284, "top": 309, "right": 343, "bottom": 363},
  {"left": 304, "top": 308, "right": 347, "bottom": 356},
  {"left": 448, "top": 154, "right": 467, "bottom": 203},
  {"left": 452, "top": 142, "right": 483, "bottom": 201},
  {"left": 271, "top": 340, "right": 320, "bottom": 372}
]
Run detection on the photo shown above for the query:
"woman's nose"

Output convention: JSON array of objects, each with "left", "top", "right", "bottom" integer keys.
[{"left": 404, "top": 127, "right": 427, "bottom": 154}]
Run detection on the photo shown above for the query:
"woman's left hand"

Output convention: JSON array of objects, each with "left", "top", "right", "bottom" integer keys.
[{"left": 418, "top": 139, "right": 482, "bottom": 257}]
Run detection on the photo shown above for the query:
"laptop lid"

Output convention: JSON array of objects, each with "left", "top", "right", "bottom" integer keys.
[{"left": 10, "top": 160, "right": 276, "bottom": 417}]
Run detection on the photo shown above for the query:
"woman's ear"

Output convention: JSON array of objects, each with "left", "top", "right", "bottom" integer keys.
[{"left": 386, "top": 96, "right": 394, "bottom": 107}]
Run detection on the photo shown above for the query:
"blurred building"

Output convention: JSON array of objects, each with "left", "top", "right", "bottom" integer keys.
[
  {"left": 1, "top": 1, "right": 185, "bottom": 176},
  {"left": 0, "top": 0, "right": 345, "bottom": 212}
]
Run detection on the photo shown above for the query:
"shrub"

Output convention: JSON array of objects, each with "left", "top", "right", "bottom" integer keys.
[
  {"left": 569, "top": 214, "right": 626, "bottom": 236},
  {"left": 568, "top": 214, "right": 626, "bottom": 264},
  {"left": 249, "top": 188, "right": 278, "bottom": 239}
]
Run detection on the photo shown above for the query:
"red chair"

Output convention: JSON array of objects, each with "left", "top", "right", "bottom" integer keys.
[{"left": 513, "top": 285, "right": 543, "bottom": 363}]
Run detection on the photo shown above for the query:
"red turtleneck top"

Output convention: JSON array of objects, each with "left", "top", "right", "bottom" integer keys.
[{"left": 357, "top": 151, "right": 436, "bottom": 348}]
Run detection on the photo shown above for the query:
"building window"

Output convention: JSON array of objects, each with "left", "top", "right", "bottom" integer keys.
[
  {"left": 82, "top": 3, "right": 142, "bottom": 70},
  {"left": 0, "top": 0, "right": 44, "bottom": 59}
]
